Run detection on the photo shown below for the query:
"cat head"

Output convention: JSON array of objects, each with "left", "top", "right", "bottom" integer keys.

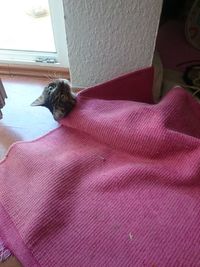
[{"left": 31, "top": 79, "right": 76, "bottom": 121}]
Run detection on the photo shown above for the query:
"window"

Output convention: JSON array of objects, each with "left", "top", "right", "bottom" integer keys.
[{"left": 0, "top": 0, "right": 69, "bottom": 68}]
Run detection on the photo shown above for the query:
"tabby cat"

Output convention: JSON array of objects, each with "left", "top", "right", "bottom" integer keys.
[{"left": 31, "top": 79, "right": 76, "bottom": 121}]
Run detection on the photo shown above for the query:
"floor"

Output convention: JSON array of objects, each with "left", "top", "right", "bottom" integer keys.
[{"left": 0, "top": 75, "right": 58, "bottom": 159}]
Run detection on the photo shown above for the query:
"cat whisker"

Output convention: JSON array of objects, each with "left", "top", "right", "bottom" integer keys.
[
  {"left": 53, "top": 71, "right": 61, "bottom": 80},
  {"left": 44, "top": 73, "right": 54, "bottom": 82},
  {"left": 52, "top": 72, "right": 57, "bottom": 79}
]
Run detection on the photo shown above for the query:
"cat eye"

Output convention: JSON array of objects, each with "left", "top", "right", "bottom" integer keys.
[{"left": 48, "top": 83, "right": 57, "bottom": 90}]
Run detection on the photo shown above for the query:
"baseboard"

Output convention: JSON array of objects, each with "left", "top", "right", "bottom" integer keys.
[{"left": 0, "top": 64, "right": 70, "bottom": 79}]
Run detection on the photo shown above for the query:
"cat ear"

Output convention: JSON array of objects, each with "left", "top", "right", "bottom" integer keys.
[{"left": 31, "top": 94, "right": 45, "bottom": 106}]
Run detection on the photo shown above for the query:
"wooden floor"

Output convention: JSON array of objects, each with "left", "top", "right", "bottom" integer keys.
[{"left": 0, "top": 75, "right": 58, "bottom": 159}]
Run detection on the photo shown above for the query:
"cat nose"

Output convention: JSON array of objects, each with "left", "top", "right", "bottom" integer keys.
[
  {"left": 53, "top": 110, "right": 65, "bottom": 121},
  {"left": 53, "top": 113, "right": 61, "bottom": 121}
]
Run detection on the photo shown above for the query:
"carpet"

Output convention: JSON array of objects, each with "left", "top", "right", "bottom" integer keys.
[{"left": 1, "top": 67, "right": 200, "bottom": 266}]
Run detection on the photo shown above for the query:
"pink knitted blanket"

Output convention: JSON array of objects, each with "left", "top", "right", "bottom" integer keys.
[{"left": 1, "top": 67, "right": 200, "bottom": 266}]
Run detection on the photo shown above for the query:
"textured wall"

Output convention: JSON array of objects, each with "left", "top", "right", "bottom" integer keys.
[{"left": 63, "top": 0, "right": 163, "bottom": 88}]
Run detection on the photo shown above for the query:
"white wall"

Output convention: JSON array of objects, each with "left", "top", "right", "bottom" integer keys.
[{"left": 63, "top": 0, "right": 163, "bottom": 88}]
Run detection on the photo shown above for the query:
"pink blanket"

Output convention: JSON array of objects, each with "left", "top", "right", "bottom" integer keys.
[{"left": 1, "top": 67, "right": 200, "bottom": 266}]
